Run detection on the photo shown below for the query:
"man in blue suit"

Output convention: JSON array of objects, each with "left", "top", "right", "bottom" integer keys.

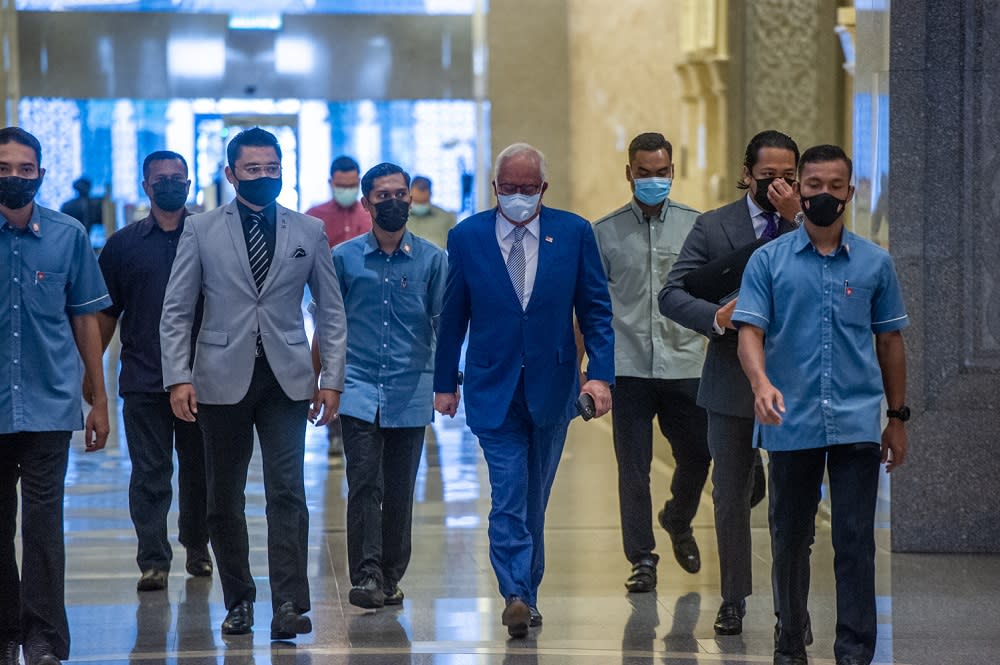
[{"left": 434, "top": 143, "right": 615, "bottom": 639}]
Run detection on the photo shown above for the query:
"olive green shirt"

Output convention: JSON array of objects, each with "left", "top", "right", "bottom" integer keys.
[
  {"left": 406, "top": 204, "right": 456, "bottom": 250},
  {"left": 593, "top": 198, "right": 706, "bottom": 380}
]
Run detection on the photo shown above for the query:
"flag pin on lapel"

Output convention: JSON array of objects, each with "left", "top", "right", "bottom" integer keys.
[{"left": 544, "top": 235, "right": 553, "bottom": 243}]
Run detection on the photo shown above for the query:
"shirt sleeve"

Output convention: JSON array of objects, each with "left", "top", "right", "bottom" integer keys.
[
  {"left": 97, "top": 234, "right": 124, "bottom": 319},
  {"left": 67, "top": 225, "right": 111, "bottom": 315},
  {"left": 731, "top": 249, "right": 772, "bottom": 332},
  {"left": 871, "top": 254, "right": 909, "bottom": 333}
]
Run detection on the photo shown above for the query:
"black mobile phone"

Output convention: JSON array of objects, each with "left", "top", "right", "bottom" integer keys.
[{"left": 576, "top": 393, "right": 595, "bottom": 421}]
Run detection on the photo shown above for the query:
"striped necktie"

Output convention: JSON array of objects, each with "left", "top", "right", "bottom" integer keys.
[
  {"left": 246, "top": 212, "right": 270, "bottom": 290},
  {"left": 507, "top": 225, "right": 527, "bottom": 308}
]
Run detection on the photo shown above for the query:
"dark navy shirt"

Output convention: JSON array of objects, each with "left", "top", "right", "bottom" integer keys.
[
  {"left": 99, "top": 212, "right": 201, "bottom": 395},
  {"left": 1, "top": 204, "right": 110, "bottom": 433},
  {"left": 732, "top": 223, "right": 909, "bottom": 451}
]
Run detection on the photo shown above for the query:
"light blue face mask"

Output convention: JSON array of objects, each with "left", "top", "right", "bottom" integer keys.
[{"left": 632, "top": 177, "right": 672, "bottom": 206}]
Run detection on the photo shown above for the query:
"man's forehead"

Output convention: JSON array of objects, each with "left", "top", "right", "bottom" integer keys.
[
  {"left": 0, "top": 142, "right": 39, "bottom": 166},
  {"left": 801, "top": 160, "right": 850, "bottom": 180},
  {"left": 236, "top": 145, "right": 279, "bottom": 164},
  {"left": 371, "top": 173, "right": 408, "bottom": 190},
  {"left": 147, "top": 159, "right": 187, "bottom": 178}
]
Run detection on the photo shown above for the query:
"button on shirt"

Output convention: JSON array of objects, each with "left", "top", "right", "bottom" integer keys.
[
  {"left": 495, "top": 213, "right": 539, "bottom": 310},
  {"left": 332, "top": 230, "right": 447, "bottom": 427},
  {"left": 99, "top": 212, "right": 202, "bottom": 395},
  {"left": 732, "top": 224, "right": 909, "bottom": 451},
  {"left": 1, "top": 205, "right": 111, "bottom": 433},
  {"left": 594, "top": 199, "right": 706, "bottom": 379},
  {"left": 306, "top": 199, "right": 372, "bottom": 248}
]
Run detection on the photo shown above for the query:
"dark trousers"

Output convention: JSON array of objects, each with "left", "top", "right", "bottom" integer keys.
[
  {"left": 340, "top": 415, "right": 424, "bottom": 589},
  {"left": 707, "top": 410, "right": 757, "bottom": 602},
  {"left": 770, "top": 443, "right": 881, "bottom": 663},
  {"left": 0, "top": 432, "right": 71, "bottom": 659},
  {"left": 197, "top": 356, "right": 311, "bottom": 614},
  {"left": 611, "top": 377, "right": 710, "bottom": 564},
  {"left": 472, "top": 375, "right": 569, "bottom": 607},
  {"left": 123, "top": 392, "right": 209, "bottom": 572}
]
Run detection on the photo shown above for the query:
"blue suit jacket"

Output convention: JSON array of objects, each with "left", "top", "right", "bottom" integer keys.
[{"left": 433, "top": 206, "right": 615, "bottom": 431}]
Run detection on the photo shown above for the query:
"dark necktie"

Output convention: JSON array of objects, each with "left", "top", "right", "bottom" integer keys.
[
  {"left": 246, "top": 211, "right": 270, "bottom": 290},
  {"left": 761, "top": 212, "right": 779, "bottom": 241},
  {"left": 507, "top": 226, "right": 527, "bottom": 308}
]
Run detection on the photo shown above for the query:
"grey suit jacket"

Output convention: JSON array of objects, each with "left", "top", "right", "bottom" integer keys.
[
  {"left": 160, "top": 201, "right": 346, "bottom": 404},
  {"left": 659, "top": 197, "right": 794, "bottom": 418}
]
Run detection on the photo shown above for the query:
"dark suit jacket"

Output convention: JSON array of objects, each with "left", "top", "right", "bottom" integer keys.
[
  {"left": 658, "top": 197, "right": 794, "bottom": 418},
  {"left": 433, "top": 206, "right": 615, "bottom": 431}
]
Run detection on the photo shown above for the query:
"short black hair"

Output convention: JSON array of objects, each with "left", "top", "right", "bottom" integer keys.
[
  {"left": 361, "top": 163, "right": 411, "bottom": 198},
  {"left": 0, "top": 126, "right": 42, "bottom": 165},
  {"left": 738, "top": 130, "right": 800, "bottom": 189},
  {"left": 411, "top": 175, "right": 432, "bottom": 191},
  {"left": 226, "top": 127, "right": 282, "bottom": 171},
  {"left": 628, "top": 132, "right": 673, "bottom": 162},
  {"left": 330, "top": 155, "right": 360, "bottom": 177},
  {"left": 798, "top": 144, "right": 854, "bottom": 182},
  {"left": 72, "top": 177, "right": 92, "bottom": 194},
  {"left": 142, "top": 150, "right": 188, "bottom": 180}
]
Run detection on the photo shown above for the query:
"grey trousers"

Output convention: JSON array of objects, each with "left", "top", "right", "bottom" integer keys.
[{"left": 706, "top": 410, "right": 756, "bottom": 602}]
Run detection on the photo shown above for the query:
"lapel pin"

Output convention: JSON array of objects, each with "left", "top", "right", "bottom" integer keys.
[
  {"left": 403, "top": 243, "right": 411, "bottom": 253},
  {"left": 544, "top": 236, "right": 553, "bottom": 243},
  {"left": 32, "top": 223, "right": 40, "bottom": 232}
]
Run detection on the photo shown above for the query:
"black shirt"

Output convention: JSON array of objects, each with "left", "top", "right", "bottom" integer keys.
[
  {"left": 236, "top": 200, "right": 277, "bottom": 263},
  {"left": 99, "top": 211, "right": 202, "bottom": 394}
]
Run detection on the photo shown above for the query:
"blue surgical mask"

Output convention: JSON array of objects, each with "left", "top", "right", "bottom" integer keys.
[
  {"left": 410, "top": 203, "right": 431, "bottom": 216},
  {"left": 632, "top": 177, "right": 672, "bottom": 206},
  {"left": 333, "top": 186, "right": 358, "bottom": 207},
  {"left": 498, "top": 193, "right": 541, "bottom": 223}
]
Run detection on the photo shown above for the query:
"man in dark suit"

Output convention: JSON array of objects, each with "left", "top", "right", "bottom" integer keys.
[
  {"left": 659, "top": 130, "right": 801, "bottom": 637},
  {"left": 434, "top": 143, "right": 614, "bottom": 639},
  {"left": 160, "top": 127, "right": 346, "bottom": 642}
]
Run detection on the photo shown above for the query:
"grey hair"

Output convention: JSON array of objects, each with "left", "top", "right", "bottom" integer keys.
[{"left": 493, "top": 142, "right": 547, "bottom": 181}]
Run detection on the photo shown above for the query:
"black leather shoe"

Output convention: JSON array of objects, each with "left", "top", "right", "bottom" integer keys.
[
  {"left": 221, "top": 600, "right": 254, "bottom": 635},
  {"left": 23, "top": 645, "right": 58, "bottom": 665},
  {"left": 625, "top": 557, "right": 657, "bottom": 593},
  {"left": 774, "top": 614, "right": 813, "bottom": 647},
  {"left": 383, "top": 584, "right": 404, "bottom": 606},
  {"left": 661, "top": 520, "right": 701, "bottom": 574},
  {"left": 136, "top": 569, "right": 168, "bottom": 591},
  {"left": 270, "top": 601, "right": 312, "bottom": 640},
  {"left": 502, "top": 596, "right": 530, "bottom": 638},
  {"left": 2, "top": 640, "right": 20, "bottom": 665},
  {"left": 528, "top": 605, "right": 543, "bottom": 628},
  {"left": 185, "top": 547, "right": 213, "bottom": 577},
  {"left": 349, "top": 576, "right": 385, "bottom": 609},
  {"left": 773, "top": 654, "right": 808, "bottom": 665},
  {"left": 750, "top": 458, "right": 767, "bottom": 508},
  {"left": 713, "top": 599, "right": 746, "bottom": 635}
]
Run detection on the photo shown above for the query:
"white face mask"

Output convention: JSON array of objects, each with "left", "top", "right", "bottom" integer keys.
[
  {"left": 498, "top": 193, "right": 541, "bottom": 223},
  {"left": 333, "top": 186, "right": 358, "bottom": 207}
]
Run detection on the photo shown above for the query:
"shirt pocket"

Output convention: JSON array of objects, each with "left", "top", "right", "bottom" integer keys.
[
  {"left": 391, "top": 279, "right": 428, "bottom": 316},
  {"left": 839, "top": 285, "right": 873, "bottom": 328},
  {"left": 22, "top": 269, "right": 68, "bottom": 315}
]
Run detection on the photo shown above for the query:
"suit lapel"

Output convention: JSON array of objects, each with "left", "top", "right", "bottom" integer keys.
[
  {"left": 260, "top": 206, "right": 291, "bottom": 294},
  {"left": 720, "top": 197, "right": 759, "bottom": 250},
  {"left": 224, "top": 202, "right": 259, "bottom": 290},
  {"left": 525, "top": 208, "right": 552, "bottom": 312}
]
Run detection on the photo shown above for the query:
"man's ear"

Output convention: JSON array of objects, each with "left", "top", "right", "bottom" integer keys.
[{"left": 846, "top": 184, "right": 856, "bottom": 203}]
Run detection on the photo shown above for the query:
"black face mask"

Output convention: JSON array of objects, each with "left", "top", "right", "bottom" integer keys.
[
  {"left": 800, "top": 192, "right": 847, "bottom": 227},
  {"left": 752, "top": 177, "right": 796, "bottom": 213},
  {"left": 373, "top": 198, "right": 410, "bottom": 233},
  {"left": 0, "top": 175, "right": 44, "bottom": 210},
  {"left": 151, "top": 179, "right": 188, "bottom": 212},
  {"left": 236, "top": 176, "right": 282, "bottom": 207}
]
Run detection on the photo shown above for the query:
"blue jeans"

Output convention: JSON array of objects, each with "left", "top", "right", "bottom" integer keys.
[
  {"left": 340, "top": 415, "right": 424, "bottom": 588},
  {"left": 123, "top": 392, "right": 208, "bottom": 572},
  {"left": 0, "top": 431, "right": 72, "bottom": 659},
  {"left": 769, "top": 443, "right": 881, "bottom": 664}
]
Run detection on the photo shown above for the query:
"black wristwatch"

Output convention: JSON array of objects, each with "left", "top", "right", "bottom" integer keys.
[{"left": 886, "top": 406, "right": 911, "bottom": 422}]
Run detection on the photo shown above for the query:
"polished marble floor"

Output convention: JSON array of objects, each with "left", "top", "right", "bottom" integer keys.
[{"left": 32, "top": 400, "right": 1000, "bottom": 665}]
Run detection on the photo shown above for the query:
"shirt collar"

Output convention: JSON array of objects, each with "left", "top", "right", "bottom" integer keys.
[
  {"left": 363, "top": 229, "right": 416, "bottom": 257},
  {"left": 629, "top": 198, "right": 668, "bottom": 223},
  {"left": 236, "top": 200, "right": 276, "bottom": 227},
  {"left": 792, "top": 221, "right": 852, "bottom": 256},
  {"left": 496, "top": 209, "right": 540, "bottom": 239},
  {"left": 141, "top": 209, "right": 190, "bottom": 237},
  {"left": 745, "top": 192, "right": 770, "bottom": 219},
  {"left": 1, "top": 204, "right": 44, "bottom": 236}
]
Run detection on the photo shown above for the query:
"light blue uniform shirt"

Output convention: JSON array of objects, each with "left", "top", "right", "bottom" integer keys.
[
  {"left": 0, "top": 204, "right": 111, "bottom": 433},
  {"left": 732, "top": 224, "right": 908, "bottom": 451},
  {"left": 332, "top": 230, "right": 446, "bottom": 428}
]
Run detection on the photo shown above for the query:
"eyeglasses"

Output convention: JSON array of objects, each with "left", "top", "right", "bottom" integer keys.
[
  {"left": 369, "top": 189, "right": 410, "bottom": 203},
  {"left": 496, "top": 182, "right": 542, "bottom": 197},
  {"left": 238, "top": 164, "right": 282, "bottom": 178}
]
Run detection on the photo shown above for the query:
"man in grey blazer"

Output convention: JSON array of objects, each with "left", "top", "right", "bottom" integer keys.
[
  {"left": 659, "top": 130, "right": 800, "bottom": 637},
  {"left": 160, "top": 128, "right": 346, "bottom": 641}
]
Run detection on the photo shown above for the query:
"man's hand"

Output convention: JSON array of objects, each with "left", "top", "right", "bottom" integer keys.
[
  {"left": 716, "top": 299, "right": 738, "bottom": 330},
  {"left": 434, "top": 391, "right": 460, "bottom": 418},
  {"left": 769, "top": 178, "right": 802, "bottom": 221},
  {"left": 881, "top": 419, "right": 908, "bottom": 472},
  {"left": 169, "top": 383, "right": 198, "bottom": 422},
  {"left": 310, "top": 388, "right": 341, "bottom": 427},
  {"left": 752, "top": 380, "right": 785, "bottom": 425},
  {"left": 580, "top": 379, "right": 612, "bottom": 418},
  {"left": 83, "top": 396, "right": 109, "bottom": 452}
]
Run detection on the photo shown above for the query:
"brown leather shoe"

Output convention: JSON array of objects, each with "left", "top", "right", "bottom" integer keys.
[{"left": 502, "top": 597, "right": 530, "bottom": 638}]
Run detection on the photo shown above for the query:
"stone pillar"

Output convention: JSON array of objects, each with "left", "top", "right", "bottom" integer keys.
[
  {"left": 0, "top": 0, "right": 19, "bottom": 127},
  {"left": 890, "top": 1, "right": 1000, "bottom": 553}
]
